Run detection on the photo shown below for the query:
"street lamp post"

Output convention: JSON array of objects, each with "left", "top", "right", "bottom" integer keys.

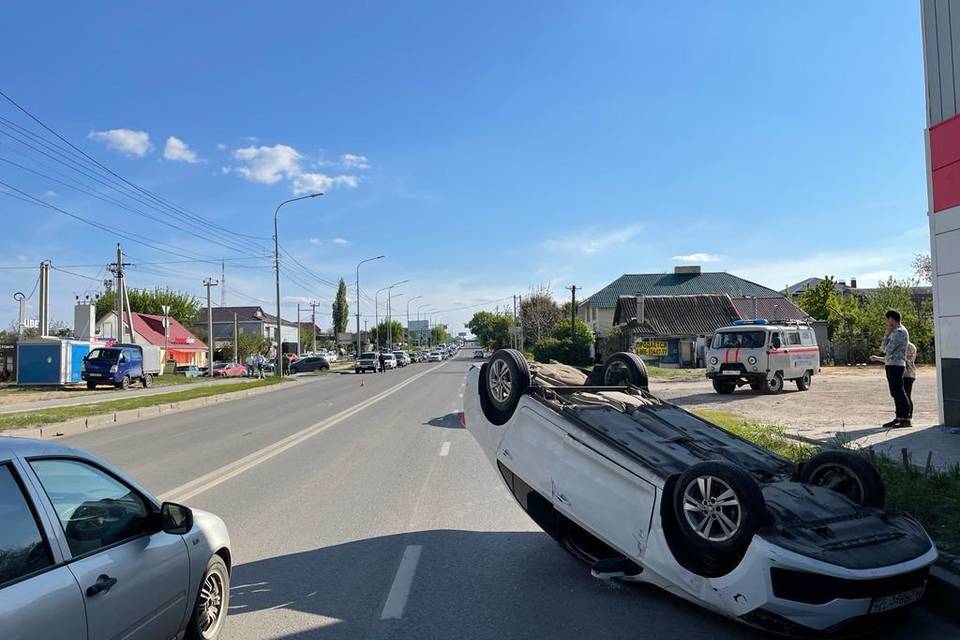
[
  {"left": 355, "top": 255, "right": 384, "bottom": 358},
  {"left": 386, "top": 279, "right": 409, "bottom": 350},
  {"left": 161, "top": 303, "right": 170, "bottom": 374},
  {"left": 274, "top": 193, "right": 323, "bottom": 377},
  {"left": 416, "top": 303, "right": 432, "bottom": 347},
  {"left": 405, "top": 295, "right": 422, "bottom": 348}
]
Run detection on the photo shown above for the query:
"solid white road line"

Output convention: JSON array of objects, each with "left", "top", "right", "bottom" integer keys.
[
  {"left": 158, "top": 362, "right": 446, "bottom": 503},
  {"left": 439, "top": 441, "right": 451, "bottom": 457},
  {"left": 380, "top": 545, "right": 423, "bottom": 620}
]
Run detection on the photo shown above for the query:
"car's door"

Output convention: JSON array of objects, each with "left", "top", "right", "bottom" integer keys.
[
  {"left": 0, "top": 460, "right": 86, "bottom": 640},
  {"left": 28, "top": 457, "right": 190, "bottom": 640},
  {"left": 783, "top": 329, "right": 803, "bottom": 378},
  {"left": 553, "top": 433, "right": 657, "bottom": 560},
  {"left": 767, "top": 330, "right": 788, "bottom": 376}
]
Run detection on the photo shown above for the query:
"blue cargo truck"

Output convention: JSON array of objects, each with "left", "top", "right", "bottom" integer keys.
[{"left": 82, "top": 343, "right": 161, "bottom": 389}]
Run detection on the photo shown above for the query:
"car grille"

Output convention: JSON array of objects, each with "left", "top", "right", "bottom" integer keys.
[{"left": 769, "top": 566, "right": 929, "bottom": 605}]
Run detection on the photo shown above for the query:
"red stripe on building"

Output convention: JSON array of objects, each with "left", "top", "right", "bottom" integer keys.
[{"left": 930, "top": 113, "right": 960, "bottom": 212}]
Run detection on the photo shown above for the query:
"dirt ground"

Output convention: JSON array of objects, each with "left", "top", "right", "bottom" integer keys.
[{"left": 651, "top": 365, "right": 940, "bottom": 436}]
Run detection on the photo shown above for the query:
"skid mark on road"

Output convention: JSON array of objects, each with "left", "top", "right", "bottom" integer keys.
[
  {"left": 380, "top": 545, "right": 423, "bottom": 619},
  {"left": 158, "top": 362, "right": 447, "bottom": 503}
]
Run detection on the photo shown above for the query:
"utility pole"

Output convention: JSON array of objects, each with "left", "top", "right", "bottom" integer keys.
[
  {"left": 512, "top": 295, "right": 518, "bottom": 349},
  {"left": 203, "top": 278, "right": 218, "bottom": 375},
  {"left": 297, "top": 302, "right": 301, "bottom": 355},
  {"left": 356, "top": 256, "right": 384, "bottom": 357},
  {"left": 518, "top": 294, "right": 524, "bottom": 353},
  {"left": 107, "top": 244, "right": 132, "bottom": 342},
  {"left": 220, "top": 260, "right": 226, "bottom": 306},
  {"left": 37, "top": 261, "right": 50, "bottom": 337},
  {"left": 566, "top": 285, "right": 578, "bottom": 345},
  {"left": 310, "top": 300, "right": 318, "bottom": 353},
  {"left": 233, "top": 312, "right": 239, "bottom": 363},
  {"left": 161, "top": 303, "right": 171, "bottom": 373},
  {"left": 13, "top": 292, "right": 25, "bottom": 338}
]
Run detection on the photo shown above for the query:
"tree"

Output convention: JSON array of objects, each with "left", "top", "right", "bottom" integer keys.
[
  {"left": 467, "top": 310, "right": 514, "bottom": 350},
  {"left": 520, "top": 285, "right": 561, "bottom": 345},
  {"left": 331, "top": 278, "right": 350, "bottom": 336},
  {"left": 533, "top": 318, "right": 594, "bottom": 366},
  {"left": 431, "top": 325, "right": 451, "bottom": 345},
  {"left": 370, "top": 320, "right": 403, "bottom": 347},
  {"left": 96, "top": 287, "right": 201, "bottom": 325},
  {"left": 912, "top": 253, "right": 933, "bottom": 284},
  {"left": 213, "top": 331, "right": 270, "bottom": 361},
  {"left": 299, "top": 325, "right": 316, "bottom": 352},
  {"left": 797, "top": 277, "right": 839, "bottom": 337}
]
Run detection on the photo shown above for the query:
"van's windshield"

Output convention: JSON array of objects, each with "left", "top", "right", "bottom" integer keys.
[
  {"left": 87, "top": 348, "right": 121, "bottom": 362},
  {"left": 712, "top": 331, "right": 767, "bottom": 349}
]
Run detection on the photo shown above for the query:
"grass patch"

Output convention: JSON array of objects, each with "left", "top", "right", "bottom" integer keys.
[
  {"left": 646, "top": 366, "right": 705, "bottom": 380},
  {"left": 694, "top": 408, "right": 960, "bottom": 554},
  {"left": 0, "top": 377, "right": 287, "bottom": 430}
]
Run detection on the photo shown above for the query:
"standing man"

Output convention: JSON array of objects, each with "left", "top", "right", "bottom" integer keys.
[
  {"left": 256, "top": 352, "right": 265, "bottom": 379},
  {"left": 869, "top": 310, "right": 911, "bottom": 428},
  {"left": 904, "top": 340, "right": 918, "bottom": 422}
]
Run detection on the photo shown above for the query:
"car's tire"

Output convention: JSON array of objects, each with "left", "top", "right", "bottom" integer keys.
[
  {"left": 601, "top": 352, "right": 649, "bottom": 388},
  {"left": 672, "top": 461, "right": 767, "bottom": 558},
  {"left": 143, "top": 373, "right": 153, "bottom": 388},
  {"left": 799, "top": 451, "right": 885, "bottom": 508},
  {"left": 712, "top": 379, "right": 736, "bottom": 394},
  {"left": 186, "top": 554, "right": 229, "bottom": 640},
  {"left": 796, "top": 370, "right": 812, "bottom": 391},
  {"left": 86, "top": 381, "right": 97, "bottom": 390},
  {"left": 762, "top": 372, "right": 783, "bottom": 394},
  {"left": 478, "top": 350, "right": 530, "bottom": 425},
  {"left": 119, "top": 375, "right": 130, "bottom": 390}
]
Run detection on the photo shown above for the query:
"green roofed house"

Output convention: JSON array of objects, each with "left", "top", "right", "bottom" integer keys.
[{"left": 580, "top": 265, "right": 811, "bottom": 366}]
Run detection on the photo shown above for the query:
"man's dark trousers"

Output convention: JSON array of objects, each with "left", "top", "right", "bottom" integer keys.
[{"left": 885, "top": 365, "right": 910, "bottom": 420}]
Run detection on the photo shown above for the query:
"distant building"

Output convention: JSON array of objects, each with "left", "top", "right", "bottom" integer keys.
[
  {"left": 786, "top": 277, "right": 933, "bottom": 303},
  {"left": 194, "top": 306, "right": 300, "bottom": 349},
  {"left": 97, "top": 310, "right": 207, "bottom": 366}
]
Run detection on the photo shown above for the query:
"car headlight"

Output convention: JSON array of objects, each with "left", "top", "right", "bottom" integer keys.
[
  {"left": 709, "top": 356, "right": 718, "bottom": 365},
  {"left": 109, "top": 365, "right": 118, "bottom": 373},
  {"left": 748, "top": 356, "right": 757, "bottom": 365}
]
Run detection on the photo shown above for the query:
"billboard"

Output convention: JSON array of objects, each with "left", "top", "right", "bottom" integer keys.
[{"left": 408, "top": 320, "right": 430, "bottom": 339}]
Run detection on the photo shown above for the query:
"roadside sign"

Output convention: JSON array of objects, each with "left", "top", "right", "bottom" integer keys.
[
  {"left": 509, "top": 327, "right": 523, "bottom": 335},
  {"left": 634, "top": 341, "right": 667, "bottom": 356}
]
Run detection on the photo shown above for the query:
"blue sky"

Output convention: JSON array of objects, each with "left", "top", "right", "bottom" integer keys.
[{"left": 0, "top": 1, "right": 932, "bottom": 333}]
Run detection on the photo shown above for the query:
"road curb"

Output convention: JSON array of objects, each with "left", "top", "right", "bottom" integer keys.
[{"left": 0, "top": 380, "right": 293, "bottom": 440}]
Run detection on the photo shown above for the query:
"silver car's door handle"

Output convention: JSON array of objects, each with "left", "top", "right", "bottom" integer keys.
[
  {"left": 501, "top": 448, "right": 512, "bottom": 460},
  {"left": 86, "top": 574, "right": 117, "bottom": 597},
  {"left": 556, "top": 493, "right": 571, "bottom": 506}
]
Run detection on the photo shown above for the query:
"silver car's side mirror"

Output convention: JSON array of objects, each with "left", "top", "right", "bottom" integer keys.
[{"left": 161, "top": 502, "right": 194, "bottom": 535}]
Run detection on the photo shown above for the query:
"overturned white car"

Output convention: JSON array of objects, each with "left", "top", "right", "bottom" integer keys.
[{"left": 463, "top": 349, "right": 937, "bottom": 636}]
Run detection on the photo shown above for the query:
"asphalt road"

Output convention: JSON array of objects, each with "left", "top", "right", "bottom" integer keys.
[{"left": 63, "top": 353, "right": 958, "bottom": 640}]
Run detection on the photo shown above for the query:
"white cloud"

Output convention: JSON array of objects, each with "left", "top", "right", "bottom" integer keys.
[
  {"left": 163, "top": 136, "right": 202, "bottom": 163},
  {"left": 332, "top": 238, "right": 349, "bottom": 245},
  {"left": 229, "top": 144, "right": 360, "bottom": 195},
  {"left": 216, "top": 143, "right": 227, "bottom": 150},
  {"left": 672, "top": 252, "right": 723, "bottom": 263},
  {"left": 308, "top": 238, "right": 323, "bottom": 246},
  {"left": 855, "top": 270, "right": 897, "bottom": 286},
  {"left": 341, "top": 153, "right": 370, "bottom": 169},
  {"left": 544, "top": 224, "right": 643, "bottom": 256},
  {"left": 41, "top": 190, "right": 57, "bottom": 198},
  {"left": 88, "top": 128, "right": 153, "bottom": 157},
  {"left": 727, "top": 251, "right": 904, "bottom": 292}
]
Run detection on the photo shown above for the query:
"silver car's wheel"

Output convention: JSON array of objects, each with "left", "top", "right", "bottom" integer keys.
[
  {"left": 681, "top": 475, "right": 742, "bottom": 542},
  {"left": 199, "top": 572, "right": 224, "bottom": 634},
  {"left": 488, "top": 358, "right": 513, "bottom": 403},
  {"left": 188, "top": 555, "right": 229, "bottom": 640}
]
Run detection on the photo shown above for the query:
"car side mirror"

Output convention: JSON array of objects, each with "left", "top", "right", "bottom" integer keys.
[
  {"left": 771, "top": 337, "right": 781, "bottom": 349},
  {"left": 161, "top": 502, "right": 193, "bottom": 535}
]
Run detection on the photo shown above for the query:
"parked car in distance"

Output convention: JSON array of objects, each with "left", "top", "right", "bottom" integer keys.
[
  {"left": 175, "top": 364, "right": 201, "bottom": 377},
  {"left": 290, "top": 355, "right": 330, "bottom": 374},
  {"left": 428, "top": 351, "right": 442, "bottom": 362},
  {"left": 381, "top": 353, "right": 398, "bottom": 369},
  {"left": 356, "top": 352, "right": 380, "bottom": 373},
  {"left": 0, "top": 437, "right": 232, "bottom": 640},
  {"left": 82, "top": 344, "right": 156, "bottom": 390},
  {"left": 393, "top": 351, "right": 410, "bottom": 367},
  {"left": 474, "top": 349, "right": 486, "bottom": 359},
  {"left": 324, "top": 351, "right": 339, "bottom": 363},
  {"left": 211, "top": 362, "right": 246, "bottom": 377}
]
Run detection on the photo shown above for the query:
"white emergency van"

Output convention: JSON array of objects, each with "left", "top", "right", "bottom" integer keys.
[{"left": 705, "top": 319, "right": 820, "bottom": 394}]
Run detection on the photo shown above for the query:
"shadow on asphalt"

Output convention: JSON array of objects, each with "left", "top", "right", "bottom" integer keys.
[
  {"left": 666, "top": 387, "right": 804, "bottom": 408},
  {"left": 423, "top": 412, "right": 463, "bottom": 429},
  {"left": 225, "top": 530, "right": 766, "bottom": 640}
]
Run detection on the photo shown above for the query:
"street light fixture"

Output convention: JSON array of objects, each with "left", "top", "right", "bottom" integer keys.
[
  {"left": 405, "top": 295, "right": 422, "bottom": 347},
  {"left": 355, "top": 255, "right": 384, "bottom": 357},
  {"left": 273, "top": 192, "right": 323, "bottom": 377},
  {"left": 386, "top": 279, "right": 409, "bottom": 350}
]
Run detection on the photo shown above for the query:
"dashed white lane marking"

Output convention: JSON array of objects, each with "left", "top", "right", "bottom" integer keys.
[
  {"left": 158, "top": 362, "right": 446, "bottom": 503},
  {"left": 439, "top": 442, "right": 451, "bottom": 457},
  {"left": 380, "top": 545, "right": 422, "bottom": 620}
]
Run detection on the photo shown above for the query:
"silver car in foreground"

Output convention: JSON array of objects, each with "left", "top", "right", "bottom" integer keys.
[{"left": 0, "top": 437, "right": 231, "bottom": 640}]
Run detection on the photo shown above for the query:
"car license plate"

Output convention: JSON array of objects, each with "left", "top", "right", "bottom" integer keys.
[
  {"left": 722, "top": 371, "right": 739, "bottom": 375},
  {"left": 869, "top": 583, "right": 925, "bottom": 614},
  {"left": 88, "top": 373, "right": 100, "bottom": 378}
]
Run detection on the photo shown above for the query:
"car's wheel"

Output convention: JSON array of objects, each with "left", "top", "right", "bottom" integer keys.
[
  {"left": 796, "top": 370, "right": 812, "bottom": 391},
  {"left": 143, "top": 373, "right": 153, "bottom": 388},
  {"left": 799, "top": 451, "right": 885, "bottom": 508},
  {"left": 601, "top": 352, "right": 649, "bottom": 388},
  {"left": 119, "top": 375, "right": 130, "bottom": 390},
  {"left": 186, "top": 555, "right": 229, "bottom": 640},
  {"left": 673, "top": 461, "right": 767, "bottom": 558},
  {"left": 478, "top": 349, "right": 530, "bottom": 425},
  {"left": 86, "top": 381, "right": 97, "bottom": 390},
  {"left": 712, "top": 379, "right": 736, "bottom": 394},
  {"left": 762, "top": 372, "right": 783, "bottom": 394}
]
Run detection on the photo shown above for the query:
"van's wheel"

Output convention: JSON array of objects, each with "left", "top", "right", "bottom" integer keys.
[
  {"left": 478, "top": 349, "right": 530, "bottom": 425},
  {"left": 118, "top": 375, "right": 130, "bottom": 390},
  {"left": 601, "top": 352, "right": 648, "bottom": 388},
  {"left": 796, "top": 371, "right": 811, "bottom": 391},
  {"left": 86, "top": 381, "right": 97, "bottom": 390},
  {"left": 143, "top": 373, "right": 153, "bottom": 388},
  {"left": 762, "top": 372, "right": 783, "bottom": 394},
  {"left": 712, "top": 379, "right": 736, "bottom": 394},
  {"left": 186, "top": 555, "right": 229, "bottom": 639},
  {"left": 799, "top": 451, "right": 885, "bottom": 507},
  {"left": 672, "top": 461, "right": 767, "bottom": 559}
]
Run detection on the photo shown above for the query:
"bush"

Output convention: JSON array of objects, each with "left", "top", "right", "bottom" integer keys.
[{"left": 532, "top": 337, "right": 592, "bottom": 367}]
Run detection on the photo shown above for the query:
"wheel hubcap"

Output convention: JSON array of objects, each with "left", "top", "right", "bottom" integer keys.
[
  {"left": 604, "top": 361, "right": 629, "bottom": 385},
  {"left": 198, "top": 572, "right": 224, "bottom": 635},
  {"left": 489, "top": 359, "right": 512, "bottom": 402},
  {"left": 682, "top": 476, "right": 742, "bottom": 542},
  {"left": 809, "top": 464, "right": 864, "bottom": 504}
]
